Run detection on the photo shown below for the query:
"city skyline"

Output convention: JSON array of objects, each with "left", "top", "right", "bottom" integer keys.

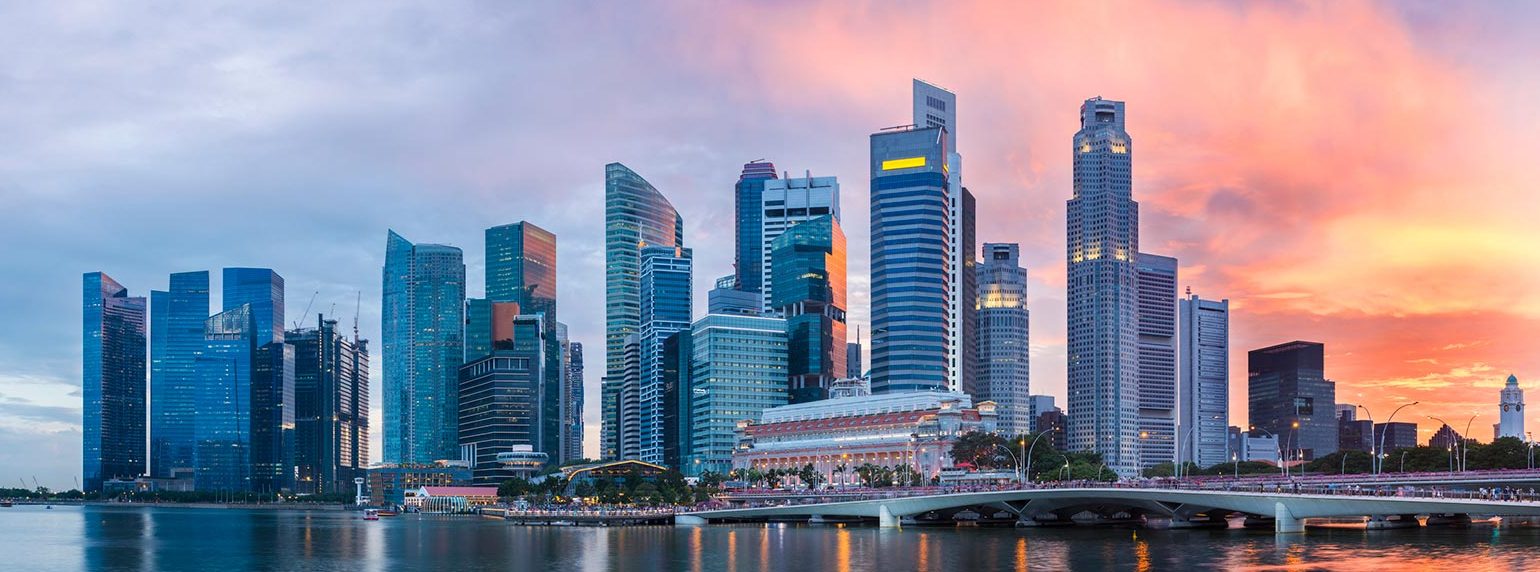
[{"left": 6, "top": 2, "right": 1540, "bottom": 489}]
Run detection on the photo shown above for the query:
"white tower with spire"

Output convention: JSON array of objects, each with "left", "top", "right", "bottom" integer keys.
[{"left": 1499, "top": 374, "right": 1525, "bottom": 439}]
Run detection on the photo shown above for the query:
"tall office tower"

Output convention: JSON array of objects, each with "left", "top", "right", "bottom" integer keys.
[
  {"left": 637, "top": 245, "right": 692, "bottom": 464},
  {"left": 82, "top": 272, "right": 147, "bottom": 492},
  {"left": 977, "top": 243, "right": 1030, "bottom": 436},
  {"left": 604, "top": 163, "right": 684, "bottom": 460},
  {"left": 485, "top": 222, "right": 561, "bottom": 459},
  {"left": 617, "top": 334, "right": 642, "bottom": 460},
  {"left": 1374, "top": 422, "right": 1419, "bottom": 452},
  {"left": 223, "top": 268, "right": 285, "bottom": 344},
  {"left": 1248, "top": 341, "right": 1337, "bottom": 461},
  {"left": 150, "top": 271, "right": 209, "bottom": 478},
  {"left": 757, "top": 174, "right": 841, "bottom": 313},
  {"left": 195, "top": 304, "right": 256, "bottom": 491},
  {"left": 1499, "top": 375, "right": 1525, "bottom": 439},
  {"left": 869, "top": 124, "right": 951, "bottom": 393},
  {"left": 458, "top": 314, "right": 544, "bottom": 483},
  {"left": 709, "top": 275, "right": 760, "bottom": 316},
  {"left": 250, "top": 341, "right": 295, "bottom": 493},
  {"left": 1179, "top": 294, "right": 1230, "bottom": 468},
  {"left": 563, "top": 340, "right": 585, "bottom": 462},
  {"left": 554, "top": 322, "right": 575, "bottom": 464},
  {"left": 382, "top": 230, "right": 467, "bottom": 464},
  {"left": 287, "top": 315, "right": 370, "bottom": 495},
  {"left": 1135, "top": 253, "right": 1177, "bottom": 469},
  {"left": 772, "top": 215, "right": 848, "bottom": 403},
  {"left": 846, "top": 327, "right": 863, "bottom": 379},
  {"left": 660, "top": 330, "right": 693, "bottom": 469},
  {"left": 911, "top": 79, "right": 968, "bottom": 395},
  {"left": 735, "top": 160, "right": 778, "bottom": 295},
  {"left": 1066, "top": 97, "right": 1141, "bottom": 477},
  {"left": 686, "top": 314, "right": 788, "bottom": 476}
]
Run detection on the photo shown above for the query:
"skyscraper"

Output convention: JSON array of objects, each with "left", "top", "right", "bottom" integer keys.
[
  {"left": 977, "top": 243, "right": 1030, "bottom": 436},
  {"left": 735, "top": 160, "right": 778, "bottom": 295},
  {"left": 223, "top": 268, "right": 285, "bottom": 344},
  {"left": 1136, "top": 253, "right": 1177, "bottom": 469},
  {"left": 195, "top": 304, "right": 256, "bottom": 491},
  {"left": 846, "top": 335, "right": 863, "bottom": 379},
  {"left": 660, "top": 330, "right": 693, "bottom": 469},
  {"left": 1499, "top": 374, "right": 1525, "bottom": 439},
  {"left": 563, "top": 339, "right": 585, "bottom": 463},
  {"left": 382, "top": 230, "right": 466, "bottom": 464},
  {"left": 604, "top": 163, "right": 684, "bottom": 460},
  {"left": 617, "top": 334, "right": 642, "bottom": 460},
  {"left": 150, "top": 271, "right": 209, "bottom": 478},
  {"left": 687, "top": 314, "right": 788, "bottom": 476},
  {"left": 484, "top": 222, "right": 561, "bottom": 460},
  {"left": 771, "top": 215, "right": 847, "bottom": 403},
  {"left": 1066, "top": 97, "right": 1141, "bottom": 477},
  {"left": 287, "top": 314, "right": 369, "bottom": 495},
  {"left": 708, "top": 274, "right": 760, "bottom": 316},
  {"left": 637, "top": 245, "right": 692, "bottom": 463},
  {"left": 960, "top": 189, "right": 978, "bottom": 398},
  {"left": 1248, "top": 341, "right": 1337, "bottom": 461},
  {"left": 757, "top": 174, "right": 841, "bottom": 313},
  {"left": 250, "top": 340, "right": 295, "bottom": 493},
  {"left": 82, "top": 272, "right": 147, "bottom": 492},
  {"left": 869, "top": 124, "right": 951, "bottom": 394},
  {"left": 911, "top": 79, "right": 969, "bottom": 395},
  {"left": 1179, "top": 294, "right": 1229, "bottom": 468},
  {"left": 458, "top": 314, "right": 544, "bottom": 483}
]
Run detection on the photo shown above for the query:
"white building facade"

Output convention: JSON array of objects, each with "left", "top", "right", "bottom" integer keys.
[{"left": 1179, "top": 294, "right": 1230, "bottom": 468}]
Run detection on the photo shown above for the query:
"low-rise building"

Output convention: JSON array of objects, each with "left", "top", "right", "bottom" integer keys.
[
  {"left": 368, "top": 462, "right": 473, "bottom": 506},
  {"left": 404, "top": 486, "right": 500, "bottom": 513},
  {"left": 732, "top": 391, "right": 996, "bottom": 486}
]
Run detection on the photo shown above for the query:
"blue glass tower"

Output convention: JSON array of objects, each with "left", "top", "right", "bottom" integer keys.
[
  {"left": 223, "top": 268, "right": 285, "bottom": 344},
  {"left": 382, "top": 230, "right": 467, "bottom": 464},
  {"left": 250, "top": 341, "right": 295, "bottom": 493},
  {"left": 150, "top": 271, "right": 209, "bottom": 478},
  {"left": 734, "top": 160, "right": 777, "bottom": 294},
  {"left": 771, "top": 215, "right": 847, "bottom": 403},
  {"left": 484, "top": 221, "right": 562, "bottom": 461},
  {"left": 868, "top": 125, "right": 951, "bottom": 393},
  {"left": 638, "top": 245, "right": 692, "bottom": 464},
  {"left": 83, "top": 272, "right": 147, "bottom": 492},
  {"left": 195, "top": 304, "right": 255, "bottom": 491}
]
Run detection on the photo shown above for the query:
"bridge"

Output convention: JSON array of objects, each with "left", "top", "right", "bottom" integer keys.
[{"left": 677, "top": 486, "right": 1540, "bottom": 533}]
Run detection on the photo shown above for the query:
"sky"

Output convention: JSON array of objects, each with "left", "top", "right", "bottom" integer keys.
[{"left": 2, "top": 1, "right": 1538, "bottom": 489}]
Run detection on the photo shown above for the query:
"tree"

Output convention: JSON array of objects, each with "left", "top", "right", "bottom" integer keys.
[
  {"left": 797, "top": 464, "right": 824, "bottom": 489},
  {"left": 498, "top": 477, "right": 532, "bottom": 498},
  {"left": 949, "top": 431, "right": 1008, "bottom": 469}
]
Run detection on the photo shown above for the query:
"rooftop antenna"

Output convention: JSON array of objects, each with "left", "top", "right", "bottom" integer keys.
[{"left": 880, "top": 123, "right": 917, "bottom": 132}]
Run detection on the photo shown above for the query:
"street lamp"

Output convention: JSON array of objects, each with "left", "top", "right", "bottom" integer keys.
[
  {"left": 1250, "top": 426, "right": 1284, "bottom": 478},
  {"left": 1376, "top": 402, "right": 1420, "bottom": 475},
  {"left": 993, "top": 443, "right": 1023, "bottom": 486},
  {"left": 1428, "top": 415, "right": 1455, "bottom": 475},
  {"left": 1461, "top": 413, "right": 1478, "bottom": 473},
  {"left": 1023, "top": 433, "right": 1049, "bottom": 484}
]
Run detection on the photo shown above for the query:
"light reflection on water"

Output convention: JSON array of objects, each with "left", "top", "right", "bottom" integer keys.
[{"left": 9, "top": 505, "right": 1540, "bottom": 571}]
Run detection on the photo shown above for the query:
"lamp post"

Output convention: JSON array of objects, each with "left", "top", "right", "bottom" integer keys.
[
  {"left": 1176, "top": 425, "right": 1196, "bottom": 479},
  {"left": 1428, "top": 415, "right": 1454, "bottom": 475},
  {"left": 1023, "top": 433, "right": 1049, "bottom": 485},
  {"left": 1250, "top": 427, "right": 1284, "bottom": 478},
  {"left": 993, "top": 443, "right": 1023, "bottom": 486},
  {"left": 1232, "top": 453, "right": 1239, "bottom": 479},
  {"left": 1461, "top": 414, "right": 1478, "bottom": 473},
  {"left": 1376, "top": 402, "right": 1420, "bottom": 475}
]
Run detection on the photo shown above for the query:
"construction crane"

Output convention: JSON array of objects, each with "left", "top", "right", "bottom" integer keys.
[
  {"left": 353, "top": 291, "right": 362, "bottom": 340},
  {"left": 294, "top": 290, "right": 319, "bottom": 330}
]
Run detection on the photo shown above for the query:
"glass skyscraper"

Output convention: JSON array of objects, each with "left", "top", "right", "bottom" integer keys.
[
  {"left": 1066, "top": 97, "right": 1142, "bottom": 477},
  {"left": 286, "top": 315, "right": 370, "bottom": 495},
  {"left": 770, "top": 215, "right": 847, "bottom": 403},
  {"left": 660, "top": 330, "right": 693, "bottom": 469},
  {"left": 250, "top": 340, "right": 295, "bottom": 493},
  {"left": 483, "top": 221, "right": 562, "bottom": 462},
  {"left": 603, "top": 163, "right": 683, "bottom": 460},
  {"left": 562, "top": 338, "right": 584, "bottom": 463},
  {"left": 223, "top": 268, "right": 285, "bottom": 344},
  {"left": 868, "top": 124, "right": 951, "bottom": 393},
  {"left": 637, "top": 245, "right": 692, "bottom": 463},
  {"left": 1136, "top": 253, "right": 1178, "bottom": 469},
  {"left": 1248, "top": 341, "right": 1337, "bottom": 461},
  {"left": 150, "top": 270, "right": 208, "bottom": 478},
  {"left": 382, "top": 230, "right": 466, "bottom": 464},
  {"left": 757, "top": 174, "right": 840, "bottom": 313},
  {"left": 977, "top": 243, "right": 1030, "bottom": 436},
  {"left": 912, "top": 79, "right": 970, "bottom": 395},
  {"left": 734, "top": 160, "right": 778, "bottom": 294},
  {"left": 82, "top": 272, "right": 147, "bottom": 492},
  {"left": 687, "top": 314, "right": 787, "bottom": 476},
  {"left": 458, "top": 314, "right": 544, "bottom": 483},
  {"left": 1180, "top": 295, "right": 1229, "bottom": 469},
  {"left": 195, "top": 304, "right": 255, "bottom": 491}
]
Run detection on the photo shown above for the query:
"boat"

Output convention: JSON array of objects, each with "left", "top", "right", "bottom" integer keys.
[
  {"left": 45, "top": 505, "right": 53, "bottom": 510},
  {"left": 363, "top": 509, "right": 380, "bottom": 521},
  {"left": 376, "top": 510, "right": 399, "bottom": 517},
  {"left": 0, "top": 500, "right": 13, "bottom": 507}
]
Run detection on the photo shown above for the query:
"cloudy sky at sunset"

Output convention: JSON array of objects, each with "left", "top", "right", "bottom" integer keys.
[{"left": 2, "top": 1, "right": 1537, "bottom": 488}]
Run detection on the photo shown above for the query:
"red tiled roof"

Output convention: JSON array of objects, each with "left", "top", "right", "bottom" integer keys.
[
  {"left": 421, "top": 486, "right": 499, "bottom": 497},
  {"left": 749, "top": 410, "right": 934, "bottom": 437}
]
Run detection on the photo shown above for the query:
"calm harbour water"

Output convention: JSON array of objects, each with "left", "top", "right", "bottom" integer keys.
[{"left": 7, "top": 505, "right": 1540, "bottom": 571}]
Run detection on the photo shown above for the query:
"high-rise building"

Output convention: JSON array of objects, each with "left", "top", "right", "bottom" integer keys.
[
  {"left": 150, "top": 271, "right": 209, "bottom": 478},
  {"left": 1066, "top": 97, "right": 1141, "bottom": 477},
  {"left": 758, "top": 174, "right": 841, "bottom": 313},
  {"left": 458, "top": 314, "right": 544, "bottom": 483},
  {"left": 959, "top": 189, "right": 978, "bottom": 398},
  {"left": 735, "top": 160, "right": 778, "bottom": 295},
  {"left": 911, "top": 79, "right": 970, "bottom": 396},
  {"left": 1374, "top": 422, "right": 1419, "bottom": 452},
  {"left": 223, "top": 268, "right": 285, "bottom": 344},
  {"left": 1499, "top": 374, "right": 1525, "bottom": 439},
  {"left": 563, "top": 339, "right": 585, "bottom": 463},
  {"left": 1135, "top": 253, "right": 1178, "bottom": 469},
  {"left": 484, "top": 222, "right": 562, "bottom": 460},
  {"left": 195, "top": 304, "right": 256, "bottom": 491},
  {"left": 250, "top": 340, "right": 295, "bottom": 493},
  {"left": 1248, "top": 341, "right": 1337, "bottom": 461},
  {"left": 687, "top": 314, "right": 788, "bottom": 476},
  {"left": 846, "top": 331, "right": 863, "bottom": 379},
  {"left": 1027, "top": 395, "right": 1057, "bottom": 422},
  {"left": 660, "top": 330, "right": 693, "bottom": 469},
  {"left": 382, "top": 230, "right": 467, "bottom": 464},
  {"left": 1035, "top": 408, "right": 1068, "bottom": 452},
  {"left": 637, "top": 246, "right": 692, "bottom": 463},
  {"left": 83, "top": 272, "right": 147, "bottom": 492},
  {"left": 977, "top": 243, "right": 1030, "bottom": 436},
  {"left": 287, "top": 314, "right": 369, "bottom": 495},
  {"left": 604, "top": 163, "right": 684, "bottom": 460},
  {"left": 617, "top": 334, "right": 642, "bottom": 460},
  {"left": 708, "top": 275, "right": 760, "bottom": 316},
  {"left": 869, "top": 123, "right": 951, "bottom": 394},
  {"left": 1179, "top": 294, "right": 1229, "bottom": 468},
  {"left": 771, "top": 215, "right": 847, "bottom": 403},
  {"left": 1429, "top": 424, "right": 1464, "bottom": 449}
]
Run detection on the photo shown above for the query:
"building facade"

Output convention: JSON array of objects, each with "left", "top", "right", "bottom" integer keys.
[
  {"left": 561, "top": 331, "right": 584, "bottom": 464},
  {"left": 484, "top": 222, "right": 562, "bottom": 460},
  {"left": 1499, "top": 374, "right": 1525, "bottom": 439},
  {"left": 83, "top": 272, "right": 148, "bottom": 492},
  {"left": 687, "top": 314, "right": 788, "bottom": 476},
  {"left": 1179, "top": 294, "right": 1229, "bottom": 468},
  {"left": 368, "top": 462, "right": 473, "bottom": 506},
  {"left": 604, "top": 163, "right": 684, "bottom": 460},
  {"left": 149, "top": 271, "right": 209, "bottom": 478},
  {"left": 911, "top": 79, "right": 971, "bottom": 397},
  {"left": 638, "top": 246, "right": 693, "bottom": 464},
  {"left": 382, "top": 230, "right": 467, "bottom": 464},
  {"left": 195, "top": 304, "right": 256, "bottom": 491},
  {"left": 734, "top": 160, "right": 778, "bottom": 295},
  {"left": 771, "top": 215, "right": 848, "bottom": 403},
  {"left": 1374, "top": 422, "right": 1419, "bottom": 452},
  {"left": 249, "top": 340, "right": 295, "bottom": 493},
  {"left": 758, "top": 174, "right": 841, "bottom": 313},
  {"left": 1248, "top": 341, "right": 1337, "bottom": 461},
  {"left": 976, "top": 243, "right": 1030, "bottom": 436},
  {"left": 1135, "top": 254, "right": 1177, "bottom": 469},
  {"left": 287, "top": 315, "right": 370, "bottom": 495},
  {"left": 1066, "top": 97, "right": 1141, "bottom": 477},
  {"left": 458, "top": 315, "right": 544, "bottom": 483}
]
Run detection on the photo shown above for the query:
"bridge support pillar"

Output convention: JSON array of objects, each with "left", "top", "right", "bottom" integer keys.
[
  {"left": 1274, "top": 502, "right": 1304, "bottom": 534},
  {"left": 879, "top": 505, "right": 901, "bottom": 529},
  {"left": 1426, "top": 514, "right": 1471, "bottom": 527},
  {"left": 1365, "top": 515, "right": 1418, "bottom": 530},
  {"left": 674, "top": 515, "right": 707, "bottom": 527}
]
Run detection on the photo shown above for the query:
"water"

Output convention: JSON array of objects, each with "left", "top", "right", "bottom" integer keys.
[{"left": 8, "top": 504, "right": 1540, "bottom": 571}]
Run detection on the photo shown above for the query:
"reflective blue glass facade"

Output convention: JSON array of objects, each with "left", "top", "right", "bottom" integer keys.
[
  {"left": 687, "top": 314, "right": 787, "bottom": 476},
  {"left": 223, "top": 268, "right": 285, "bottom": 344},
  {"left": 771, "top": 215, "right": 847, "bottom": 403},
  {"left": 382, "top": 230, "right": 466, "bottom": 464},
  {"left": 734, "top": 160, "right": 777, "bottom": 294},
  {"left": 484, "top": 222, "right": 562, "bottom": 460},
  {"left": 638, "top": 246, "right": 692, "bottom": 463},
  {"left": 869, "top": 126, "right": 951, "bottom": 393},
  {"left": 83, "top": 272, "right": 147, "bottom": 492},
  {"left": 250, "top": 341, "right": 295, "bottom": 493},
  {"left": 287, "top": 317, "right": 370, "bottom": 494},
  {"left": 195, "top": 304, "right": 255, "bottom": 491},
  {"left": 150, "top": 270, "right": 208, "bottom": 477}
]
